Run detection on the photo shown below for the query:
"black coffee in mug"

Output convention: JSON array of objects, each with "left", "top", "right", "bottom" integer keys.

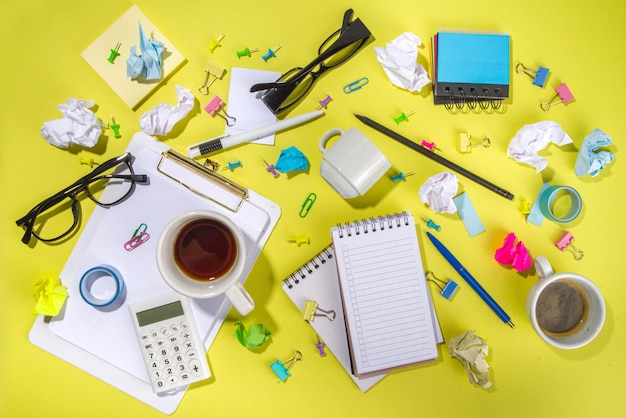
[
  {"left": 174, "top": 218, "right": 238, "bottom": 281},
  {"left": 535, "top": 279, "right": 588, "bottom": 336}
]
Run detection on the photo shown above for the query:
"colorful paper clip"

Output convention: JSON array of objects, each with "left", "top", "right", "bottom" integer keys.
[
  {"left": 459, "top": 133, "right": 490, "bottom": 153},
  {"left": 236, "top": 47, "right": 259, "bottom": 58},
  {"left": 391, "top": 171, "right": 414, "bottom": 182},
  {"left": 394, "top": 110, "right": 414, "bottom": 124},
  {"left": 303, "top": 300, "right": 336, "bottom": 321},
  {"left": 198, "top": 61, "right": 226, "bottom": 95},
  {"left": 555, "top": 231, "right": 585, "bottom": 261},
  {"left": 124, "top": 223, "right": 150, "bottom": 251},
  {"left": 343, "top": 77, "right": 369, "bottom": 93},
  {"left": 208, "top": 33, "right": 225, "bottom": 52},
  {"left": 204, "top": 95, "right": 236, "bottom": 126},
  {"left": 271, "top": 351, "right": 303, "bottom": 382},
  {"left": 421, "top": 217, "right": 441, "bottom": 231},
  {"left": 421, "top": 140, "right": 441, "bottom": 152},
  {"left": 107, "top": 41, "right": 121, "bottom": 63},
  {"left": 316, "top": 94, "right": 332, "bottom": 110},
  {"left": 426, "top": 271, "right": 459, "bottom": 300},
  {"left": 315, "top": 336, "right": 327, "bottom": 357},
  {"left": 221, "top": 160, "right": 242, "bottom": 171},
  {"left": 540, "top": 83, "right": 575, "bottom": 112},
  {"left": 515, "top": 62, "right": 550, "bottom": 88},
  {"left": 262, "top": 45, "right": 281, "bottom": 62},
  {"left": 287, "top": 235, "right": 310, "bottom": 246},
  {"left": 263, "top": 159, "right": 279, "bottom": 177},
  {"left": 299, "top": 193, "right": 316, "bottom": 218},
  {"left": 109, "top": 116, "right": 121, "bottom": 138}
]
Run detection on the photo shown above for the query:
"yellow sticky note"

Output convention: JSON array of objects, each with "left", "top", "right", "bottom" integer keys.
[
  {"left": 81, "top": 5, "right": 186, "bottom": 109},
  {"left": 33, "top": 276, "right": 68, "bottom": 316}
]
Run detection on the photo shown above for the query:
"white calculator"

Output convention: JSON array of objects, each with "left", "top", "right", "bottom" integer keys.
[{"left": 129, "top": 293, "right": 211, "bottom": 393}]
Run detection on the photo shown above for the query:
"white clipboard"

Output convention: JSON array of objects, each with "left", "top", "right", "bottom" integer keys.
[{"left": 29, "top": 132, "right": 281, "bottom": 414}]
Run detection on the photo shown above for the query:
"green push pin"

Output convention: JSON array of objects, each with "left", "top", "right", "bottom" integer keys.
[
  {"left": 107, "top": 42, "right": 121, "bottom": 63},
  {"left": 110, "top": 116, "right": 121, "bottom": 138},
  {"left": 394, "top": 110, "right": 415, "bottom": 124},
  {"left": 236, "top": 47, "right": 259, "bottom": 58}
]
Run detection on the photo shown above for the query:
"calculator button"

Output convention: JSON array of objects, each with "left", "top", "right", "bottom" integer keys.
[
  {"left": 159, "top": 348, "right": 170, "bottom": 357},
  {"left": 167, "top": 375, "right": 179, "bottom": 385},
  {"left": 169, "top": 335, "right": 179, "bottom": 344},
  {"left": 170, "top": 324, "right": 180, "bottom": 333},
  {"left": 180, "top": 372, "right": 191, "bottom": 381},
  {"left": 162, "top": 357, "right": 172, "bottom": 366},
  {"left": 175, "top": 353, "right": 185, "bottom": 362},
  {"left": 152, "top": 370, "right": 163, "bottom": 379},
  {"left": 177, "top": 362, "right": 188, "bottom": 372},
  {"left": 144, "top": 342, "right": 155, "bottom": 350},
  {"left": 184, "top": 341, "right": 194, "bottom": 350},
  {"left": 165, "top": 367, "right": 175, "bottom": 375},
  {"left": 181, "top": 331, "right": 192, "bottom": 340},
  {"left": 171, "top": 344, "right": 181, "bottom": 353},
  {"left": 146, "top": 351, "right": 156, "bottom": 360},
  {"left": 140, "top": 333, "right": 149, "bottom": 342},
  {"left": 155, "top": 379, "right": 166, "bottom": 389},
  {"left": 150, "top": 330, "right": 159, "bottom": 339},
  {"left": 181, "top": 322, "right": 189, "bottom": 330},
  {"left": 149, "top": 360, "right": 160, "bottom": 369},
  {"left": 160, "top": 327, "right": 170, "bottom": 336},
  {"left": 186, "top": 349, "right": 198, "bottom": 359},
  {"left": 156, "top": 339, "right": 167, "bottom": 347},
  {"left": 190, "top": 359, "right": 203, "bottom": 376}
]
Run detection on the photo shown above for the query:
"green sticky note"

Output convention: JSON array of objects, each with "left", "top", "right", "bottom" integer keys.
[{"left": 234, "top": 322, "right": 272, "bottom": 349}]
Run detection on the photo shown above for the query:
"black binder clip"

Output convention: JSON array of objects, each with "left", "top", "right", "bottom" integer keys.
[
  {"left": 515, "top": 62, "right": 550, "bottom": 88},
  {"left": 426, "top": 271, "right": 459, "bottom": 300}
]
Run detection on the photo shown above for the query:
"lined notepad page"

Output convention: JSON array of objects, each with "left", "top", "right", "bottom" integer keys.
[{"left": 331, "top": 212, "right": 438, "bottom": 376}]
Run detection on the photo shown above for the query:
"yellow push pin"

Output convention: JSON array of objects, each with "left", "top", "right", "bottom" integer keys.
[
  {"left": 287, "top": 235, "right": 310, "bottom": 246},
  {"left": 208, "top": 33, "right": 225, "bottom": 52},
  {"left": 79, "top": 157, "right": 98, "bottom": 168}
]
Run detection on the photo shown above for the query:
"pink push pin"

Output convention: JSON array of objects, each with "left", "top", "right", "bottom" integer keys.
[
  {"left": 204, "top": 95, "right": 237, "bottom": 126},
  {"left": 421, "top": 140, "right": 441, "bottom": 152},
  {"left": 540, "top": 83, "right": 574, "bottom": 111},
  {"left": 555, "top": 231, "right": 584, "bottom": 261}
]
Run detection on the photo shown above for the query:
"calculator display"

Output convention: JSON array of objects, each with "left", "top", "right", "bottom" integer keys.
[{"left": 136, "top": 301, "right": 184, "bottom": 327}]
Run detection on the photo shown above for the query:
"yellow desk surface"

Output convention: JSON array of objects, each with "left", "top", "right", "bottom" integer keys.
[{"left": 2, "top": 1, "right": 625, "bottom": 417}]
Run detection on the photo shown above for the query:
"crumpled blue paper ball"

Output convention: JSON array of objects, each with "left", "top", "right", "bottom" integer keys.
[
  {"left": 574, "top": 128, "right": 615, "bottom": 177},
  {"left": 275, "top": 146, "right": 309, "bottom": 173}
]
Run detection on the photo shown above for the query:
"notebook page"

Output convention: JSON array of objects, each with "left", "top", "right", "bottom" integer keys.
[{"left": 331, "top": 213, "right": 438, "bottom": 376}]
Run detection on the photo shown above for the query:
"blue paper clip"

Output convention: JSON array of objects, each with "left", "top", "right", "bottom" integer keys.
[
  {"left": 270, "top": 351, "right": 303, "bottom": 382},
  {"left": 300, "top": 193, "right": 316, "bottom": 218},
  {"left": 343, "top": 77, "right": 369, "bottom": 94},
  {"left": 124, "top": 223, "right": 150, "bottom": 251},
  {"left": 426, "top": 271, "right": 459, "bottom": 300}
]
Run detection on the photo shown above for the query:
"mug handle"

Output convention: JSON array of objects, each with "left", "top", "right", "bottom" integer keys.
[
  {"left": 318, "top": 128, "right": 344, "bottom": 154},
  {"left": 533, "top": 256, "right": 554, "bottom": 280},
  {"left": 225, "top": 281, "right": 255, "bottom": 316}
]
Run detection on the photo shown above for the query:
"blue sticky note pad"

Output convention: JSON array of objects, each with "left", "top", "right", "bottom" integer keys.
[
  {"left": 437, "top": 32, "right": 510, "bottom": 85},
  {"left": 453, "top": 192, "right": 485, "bottom": 237}
]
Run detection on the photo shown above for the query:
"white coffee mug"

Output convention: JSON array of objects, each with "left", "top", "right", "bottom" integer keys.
[
  {"left": 319, "top": 127, "right": 391, "bottom": 199},
  {"left": 156, "top": 210, "right": 254, "bottom": 316},
  {"left": 526, "top": 256, "right": 605, "bottom": 349}
]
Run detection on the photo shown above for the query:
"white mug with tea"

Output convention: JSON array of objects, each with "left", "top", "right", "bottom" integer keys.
[
  {"left": 156, "top": 210, "right": 254, "bottom": 316},
  {"left": 526, "top": 256, "right": 605, "bottom": 349}
]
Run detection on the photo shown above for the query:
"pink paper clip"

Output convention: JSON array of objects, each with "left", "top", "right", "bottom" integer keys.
[
  {"left": 555, "top": 231, "right": 584, "bottom": 261},
  {"left": 540, "top": 83, "right": 575, "bottom": 112},
  {"left": 204, "top": 95, "right": 237, "bottom": 126},
  {"left": 124, "top": 223, "right": 150, "bottom": 251}
]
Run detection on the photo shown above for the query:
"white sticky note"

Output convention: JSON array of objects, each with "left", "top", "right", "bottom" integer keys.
[{"left": 453, "top": 192, "right": 485, "bottom": 237}]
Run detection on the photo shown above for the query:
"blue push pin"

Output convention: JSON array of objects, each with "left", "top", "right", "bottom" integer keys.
[
  {"left": 270, "top": 351, "right": 303, "bottom": 382},
  {"left": 421, "top": 217, "right": 441, "bottom": 231},
  {"left": 391, "top": 171, "right": 415, "bottom": 182},
  {"left": 426, "top": 272, "right": 459, "bottom": 301},
  {"left": 262, "top": 45, "right": 281, "bottom": 62},
  {"left": 222, "top": 160, "right": 242, "bottom": 171}
]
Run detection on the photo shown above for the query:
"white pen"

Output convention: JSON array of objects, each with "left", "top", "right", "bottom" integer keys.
[{"left": 187, "top": 110, "right": 325, "bottom": 158}]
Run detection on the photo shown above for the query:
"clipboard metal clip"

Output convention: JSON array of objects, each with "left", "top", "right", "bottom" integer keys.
[{"left": 157, "top": 148, "right": 248, "bottom": 212}]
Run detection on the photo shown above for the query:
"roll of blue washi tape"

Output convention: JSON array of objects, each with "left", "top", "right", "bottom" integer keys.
[
  {"left": 538, "top": 185, "right": 582, "bottom": 223},
  {"left": 79, "top": 265, "right": 125, "bottom": 307}
]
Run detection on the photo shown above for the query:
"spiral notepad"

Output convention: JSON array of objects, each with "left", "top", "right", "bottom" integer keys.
[{"left": 331, "top": 212, "right": 439, "bottom": 376}]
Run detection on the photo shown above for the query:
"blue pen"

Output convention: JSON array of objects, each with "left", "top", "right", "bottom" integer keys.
[{"left": 426, "top": 232, "right": 515, "bottom": 328}]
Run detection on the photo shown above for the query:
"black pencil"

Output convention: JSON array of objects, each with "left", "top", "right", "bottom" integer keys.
[{"left": 354, "top": 114, "right": 514, "bottom": 200}]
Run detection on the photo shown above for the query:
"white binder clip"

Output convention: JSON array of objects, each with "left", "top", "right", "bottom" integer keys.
[
  {"left": 459, "top": 133, "right": 490, "bottom": 153},
  {"left": 515, "top": 62, "right": 550, "bottom": 88},
  {"left": 555, "top": 231, "right": 584, "bottom": 261}
]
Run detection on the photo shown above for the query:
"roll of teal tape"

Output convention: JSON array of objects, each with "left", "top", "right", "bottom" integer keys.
[
  {"left": 538, "top": 185, "right": 582, "bottom": 223},
  {"left": 79, "top": 265, "right": 125, "bottom": 308}
]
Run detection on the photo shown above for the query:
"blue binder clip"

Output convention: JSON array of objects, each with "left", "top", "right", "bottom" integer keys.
[
  {"left": 515, "top": 62, "right": 550, "bottom": 88},
  {"left": 426, "top": 271, "right": 459, "bottom": 300},
  {"left": 271, "top": 351, "right": 303, "bottom": 382}
]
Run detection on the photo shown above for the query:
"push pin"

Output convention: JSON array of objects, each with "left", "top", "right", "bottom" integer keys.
[
  {"left": 271, "top": 350, "right": 303, "bottom": 382},
  {"left": 204, "top": 95, "right": 237, "bottom": 126},
  {"left": 391, "top": 171, "right": 414, "bottom": 182},
  {"left": 303, "top": 300, "right": 336, "bottom": 321},
  {"left": 426, "top": 271, "right": 459, "bottom": 300},
  {"left": 520, "top": 200, "right": 532, "bottom": 216},
  {"left": 459, "top": 133, "right": 490, "bottom": 153},
  {"left": 394, "top": 110, "right": 415, "bottom": 124},
  {"left": 555, "top": 231, "right": 585, "bottom": 261},
  {"left": 540, "top": 83, "right": 575, "bottom": 112},
  {"left": 107, "top": 42, "right": 121, "bottom": 63},
  {"left": 79, "top": 157, "right": 98, "bottom": 168},
  {"left": 124, "top": 223, "right": 150, "bottom": 251},
  {"left": 263, "top": 159, "right": 279, "bottom": 178},
  {"left": 421, "top": 140, "right": 441, "bottom": 152},
  {"left": 221, "top": 160, "right": 242, "bottom": 171},
  {"left": 343, "top": 77, "right": 369, "bottom": 93},
  {"left": 315, "top": 336, "right": 327, "bottom": 357},
  {"left": 208, "top": 33, "right": 225, "bottom": 52},
  {"left": 198, "top": 61, "right": 226, "bottom": 95},
  {"left": 515, "top": 62, "right": 550, "bottom": 88},
  {"left": 236, "top": 47, "right": 259, "bottom": 58},
  {"left": 262, "top": 45, "right": 281, "bottom": 62},
  {"left": 109, "top": 116, "right": 121, "bottom": 138},
  {"left": 287, "top": 235, "right": 310, "bottom": 246},
  {"left": 316, "top": 94, "right": 332, "bottom": 110},
  {"left": 421, "top": 217, "right": 441, "bottom": 232}
]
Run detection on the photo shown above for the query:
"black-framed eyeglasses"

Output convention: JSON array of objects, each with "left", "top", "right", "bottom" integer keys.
[
  {"left": 249, "top": 9, "right": 372, "bottom": 115},
  {"left": 16, "top": 152, "right": 148, "bottom": 245}
]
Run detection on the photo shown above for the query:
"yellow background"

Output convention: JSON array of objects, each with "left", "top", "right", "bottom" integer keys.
[{"left": 1, "top": 1, "right": 625, "bottom": 417}]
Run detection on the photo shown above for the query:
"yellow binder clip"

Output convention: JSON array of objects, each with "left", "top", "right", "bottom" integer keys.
[
  {"left": 459, "top": 133, "right": 490, "bottom": 153},
  {"left": 198, "top": 61, "right": 226, "bottom": 95},
  {"left": 302, "top": 300, "right": 336, "bottom": 321}
]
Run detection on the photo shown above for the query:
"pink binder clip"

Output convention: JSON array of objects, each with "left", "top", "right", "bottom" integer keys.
[
  {"left": 540, "top": 83, "right": 574, "bottom": 111},
  {"left": 204, "top": 95, "right": 237, "bottom": 126},
  {"left": 555, "top": 231, "right": 584, "bottom": 261}
]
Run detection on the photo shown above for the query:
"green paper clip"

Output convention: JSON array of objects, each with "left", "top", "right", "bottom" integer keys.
[{"left": 299, "top": 193, "right": 316, "bottom": 218}]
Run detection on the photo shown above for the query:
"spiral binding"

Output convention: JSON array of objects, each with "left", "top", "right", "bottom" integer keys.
[
  {"left": 335, "top": 212, "right": 410, "bottom": 239},
  {"left": 443, "top": 86, "right": 503, "bottom": 111},
  {"left": 282, "top": 244, "right": 334, "bottom": 289}
]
